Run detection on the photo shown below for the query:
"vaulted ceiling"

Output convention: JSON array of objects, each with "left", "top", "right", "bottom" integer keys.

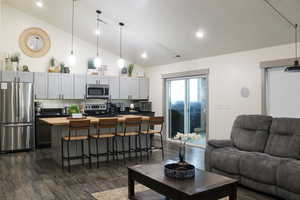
[{"left": 4, "top": 0, "right": 300, "bottom": 67}]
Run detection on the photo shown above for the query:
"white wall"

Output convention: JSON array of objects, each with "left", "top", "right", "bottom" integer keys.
[
  {"left": 146, "top": 43, "right": 297, "bottom": 140},
  {"left": 1, "top": 4, "right": 144, "bottom": 76}
]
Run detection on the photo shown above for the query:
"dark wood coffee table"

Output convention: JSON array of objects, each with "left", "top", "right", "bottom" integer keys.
[{"left": 128, "top": 162, "right": 238, "bottom": 200}]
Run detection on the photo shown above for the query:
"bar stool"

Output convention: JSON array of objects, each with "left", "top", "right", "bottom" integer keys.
[
  {"left": 117, "top": 117, "right": 142, "bottom": 163},
  {"left": 61, "top": 119, "right": 90, "bottom": 172},
  {"left": 89, "top": 118, "right": 118, "bottom": 168},
  {"left": 141, "top": 116, "right": 165, "bottom": 160}
]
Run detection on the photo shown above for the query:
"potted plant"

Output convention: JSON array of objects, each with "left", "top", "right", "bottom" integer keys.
[{"left": 128, "top": 64, "right": 134, "bottom": 77}]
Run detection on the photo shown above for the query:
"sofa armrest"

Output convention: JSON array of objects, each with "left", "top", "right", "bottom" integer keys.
[{"left": 207, "top": 140, "right": 232, "bottom": 148}]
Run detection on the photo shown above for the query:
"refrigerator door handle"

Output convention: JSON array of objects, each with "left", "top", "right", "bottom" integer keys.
[{"left": 3, "top": 123, "right": 33, "bottom": 127}]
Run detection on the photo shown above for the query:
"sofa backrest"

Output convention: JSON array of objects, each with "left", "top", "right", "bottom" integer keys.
[
  {"left": 264, "top": 118, "right": 300, "bottom": 159},
  {"left": 231, "top": 115, "right": 273, "bottom": 152}
]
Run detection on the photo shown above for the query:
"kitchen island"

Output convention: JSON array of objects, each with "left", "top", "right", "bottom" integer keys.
[{"left": 40, "top": 115, "right": 152, "bottom": 166}]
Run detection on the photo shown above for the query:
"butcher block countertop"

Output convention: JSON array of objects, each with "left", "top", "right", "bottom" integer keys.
[{"left": 39, "top": 115, "right": 151, "bottom": 126}]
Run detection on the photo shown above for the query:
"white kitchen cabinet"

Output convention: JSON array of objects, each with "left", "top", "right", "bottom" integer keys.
[
  {"left": 61, "top": 74, "right": 74, "bottom": 99},
  {"left": 48, "top": 73, "right": 61, "bottom": 99},
  {"left": 99, "top": 76, "right": 109, "bottom": 85},
  {"left": 1, "top": 71, "right": 33, "bottom": 82},
  {"left": 18, "top": 72, "right": 34, "bottom": 82},
  {"left": 109, "top": 77, "right": 120, "bottom": 99},
  {"left": 138, "top": 78, "right": 149, "bottom": 100},
  {"left": 74, "top": 74, "right": 86, "bottom": 99},
  {"left": 120, "top": 77, "right": 139, "bottom": 99},
  {"left": 34, "top": 72, "right": 48, "bottom": 99},
  {"left": 86, "top": 75, "right": 99, "bottom": 84}
]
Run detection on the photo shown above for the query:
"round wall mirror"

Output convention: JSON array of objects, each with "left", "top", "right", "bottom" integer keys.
[
  {"left": 26, "top": 35, "right": 45, "bottom": 51},
  {"left": 19, "top": 27, "right": 51, "bottom": 58}
]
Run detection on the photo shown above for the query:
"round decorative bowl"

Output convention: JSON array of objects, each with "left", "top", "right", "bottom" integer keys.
[{"left": 164, "top": 162, "right": 195, "bottom": 179}]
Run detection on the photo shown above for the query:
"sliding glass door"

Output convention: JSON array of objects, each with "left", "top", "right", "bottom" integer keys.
[{"left": 166, "top": 76, "right": 208, "bottom": 147}]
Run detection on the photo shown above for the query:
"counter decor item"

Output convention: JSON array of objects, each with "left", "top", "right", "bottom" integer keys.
[
  {"left": 19, "top": 27, "right": 51, "bottom": 58},
  {"left": 10, "top": 53, "right": 21, "bottom": 71},
  {"left": 128, "top": 63, "right": 134, "bottom": 77},
  {"left": 67, "top": 104, "right": 80, "bottom": 115},
  {"left": 48, "top": 57, "right": 60, "bottom": 73},
  {"left": 164, "top": 132, "right": 199, "bottom": 179}
]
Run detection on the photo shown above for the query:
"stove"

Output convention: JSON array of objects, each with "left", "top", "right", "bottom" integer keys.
[{"left": 84, "top": 103, "right": 109, "bottom": 116}]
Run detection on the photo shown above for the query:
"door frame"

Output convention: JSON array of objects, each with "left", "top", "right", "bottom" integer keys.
[{"left": 162, "top": 69, "right": 209, "bottom": 148}]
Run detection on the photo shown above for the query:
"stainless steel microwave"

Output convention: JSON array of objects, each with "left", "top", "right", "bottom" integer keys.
[{"left": 86, "top": 84, "right": 110, "bottom": 99}]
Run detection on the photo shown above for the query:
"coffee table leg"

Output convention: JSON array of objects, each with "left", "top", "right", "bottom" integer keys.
[
  {"left": 229, "top": 184, "right": 237, "bottom": 200},
  {"left": 128, "top": 170, "right": 135, "bottom": 200}
]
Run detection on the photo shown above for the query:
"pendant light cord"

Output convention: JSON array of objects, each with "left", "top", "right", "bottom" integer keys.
[
  {"left": 71, "top": 0, "right": 75, "bottom": 54},
  {"left": 96, "top": 12, "right": 100, "bottom": 57},
  {"left": 120, "top": 24, "right": 123, "bottom": 58},
  {"left": 263, "top": 0, "right": 298, "bottom": 61}
]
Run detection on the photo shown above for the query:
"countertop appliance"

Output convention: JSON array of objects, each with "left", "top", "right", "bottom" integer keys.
[
  {"left": 86, "top": 84, "right": 109, "bottom": 99},
  {"left": 138, "top": 101, "right": 152, "bottom": 112},
  {"left": 84, "top": 103, "right": 109, "bottom": 116},
  {"left": 0, "top": 82, "right": 34, "bottom": 152}
]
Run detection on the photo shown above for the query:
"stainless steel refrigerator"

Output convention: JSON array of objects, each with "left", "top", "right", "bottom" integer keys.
[{"left": 0, "top": 82, "right": 34, "bottom": 152}]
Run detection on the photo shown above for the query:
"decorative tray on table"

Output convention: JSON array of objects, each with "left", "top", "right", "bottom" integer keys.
[{"left": 164, "top": 162, "right": 195, "bottom": 179}]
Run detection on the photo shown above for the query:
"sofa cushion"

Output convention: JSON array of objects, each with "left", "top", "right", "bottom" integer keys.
[
  {"left": 210, "top": 147, "right": 247, "bottom": 175},
  {"left": 239, "top": 152, "right": 282, "bottom": 185},
  {"left": 231, "top": 115, "right": 273, "bottom": 152},
  {"left": 265, "top": 118, "right": 300, "bottom": 159},
  {"left": 277, "top": 160, "right": 300, "bottom": 194}
]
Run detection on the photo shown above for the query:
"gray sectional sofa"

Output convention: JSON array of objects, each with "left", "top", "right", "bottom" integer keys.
[{"left": 205, "top": 115, "right": 300, "bottom": 200}]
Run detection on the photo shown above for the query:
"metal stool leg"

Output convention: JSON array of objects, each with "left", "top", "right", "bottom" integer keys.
[
  {"left": 115, "top": 137, "right": 119, "bottom": 161},
  {"left": 128, "top": 136, "right": 131, "bottom": 160},
  {"left": 88, "top": 137, "right": 92, "bottom": 168},
  {"left": 106, "top": 138, "right": 109, "bottom": 162},
  {"left": 81, "top": 140, "right": 85, "bottom": 166},
  {"left": 135, "top": 135, "right": 138, "bottom": 159},
  {"left": 96, "top": 138, "right": 99, "bottom": 168},
  {"left": 122, "top": 136, "right": 126, "bottom": 164},
  {"left": 67, "top": 141, "right": 71, "bottom": 172},
  {"left": 61, "top": 138, "right": 64, "bottom": 169},
  {"left": 138, "top": 134, "right": 142, "bottom": 161},
  {"left": 145, "top": 134, "right": 149, "bottom": 160}
]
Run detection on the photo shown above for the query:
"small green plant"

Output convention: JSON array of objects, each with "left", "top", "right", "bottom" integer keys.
[
  {"left": 68, "top": 104, "right": 80, "bottom": 114},
  {"left": 128, "top": 64, "right": 134, "bottom": 77}
]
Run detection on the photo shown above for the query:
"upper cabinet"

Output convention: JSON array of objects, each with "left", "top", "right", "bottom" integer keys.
[
  {"left": 109, "top": 77, "right": 120, "bottom": 99},
  {"left": 1, "top": 71, "right": 33, "bottom": 82},
  {"left": 120, "top": 77, "right": 139, "bottom": 99},
  {"left": 34, "top": 72, "right": 48, "bottom": 99},
  {"left": 48, "top": 73, "right": 74, "bottom": 99},
  {"left": 86, "top": 74, "right": 99, "bottom": 85},
  {"left": 138, "top": 78, "right": 149, "bottom": 100},
  {"left": 74, "top": 74, "right": 86, "bottom": 99}
]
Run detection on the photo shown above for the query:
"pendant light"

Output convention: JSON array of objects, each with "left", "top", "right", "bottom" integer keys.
[
  {"left": 93, "top": 10, "right": 102, "bottom": 68},
  {"left": 68, "top": 0, "right": 77, "bottom": 66},
  {"left": 118, "top": 22, "right": 125, "bottom": 69},
  {"left": 263, "top": 0, "right": 299, "bottom": 72}
]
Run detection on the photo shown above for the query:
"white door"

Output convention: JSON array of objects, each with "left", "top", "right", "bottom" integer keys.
[
  {"left": 34, "top": 72, "right": 48, "bottom": 99},
  {"left": 74, "top": 74, "right": 86, "bottom": 99},
  {"left": 1, "top": 71, "right": 17, "bottom": 82},
  {"left": 138, "top": 78, "right": 149, "bottom": 99},
  {"left": 48, "top": 73, "right": 61, "bottom": 99},
  {"left": 61, "top": 74, "right": 74, "bottom": 99},
  {"left": 18, "top": 72, "right": 33, "bottom": 82},
  {"left": 109, "top": 77, "right": 120, "bottom": 99},
  {"left": 86, "top": 75, "right": 99, "bottom": 84}
]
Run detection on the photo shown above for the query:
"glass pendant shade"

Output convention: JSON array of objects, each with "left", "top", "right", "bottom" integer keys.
[
  {"left": 68, "top": 53, "right": 76, "bottom": 66},
  {"left": 118, "top": 58, "right": 125, "bottom": 68},
  {"left": 94, "top": 56, "right": 102, "bottom": 68}
]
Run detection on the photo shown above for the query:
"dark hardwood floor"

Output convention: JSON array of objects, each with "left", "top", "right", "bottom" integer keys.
[{"left": 0, "top": 141, "right": 279, "bottom": 200}]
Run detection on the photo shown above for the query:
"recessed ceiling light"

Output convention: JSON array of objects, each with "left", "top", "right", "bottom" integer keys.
[
  {"left": 195, "top": 30, "right": 204, "bottom": 39},
  {"left": 141, "top": 52, "right": 148, "bottom": 59},
  {"left": 36, "top": 0, "right": 43, "bottom": 8}
]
